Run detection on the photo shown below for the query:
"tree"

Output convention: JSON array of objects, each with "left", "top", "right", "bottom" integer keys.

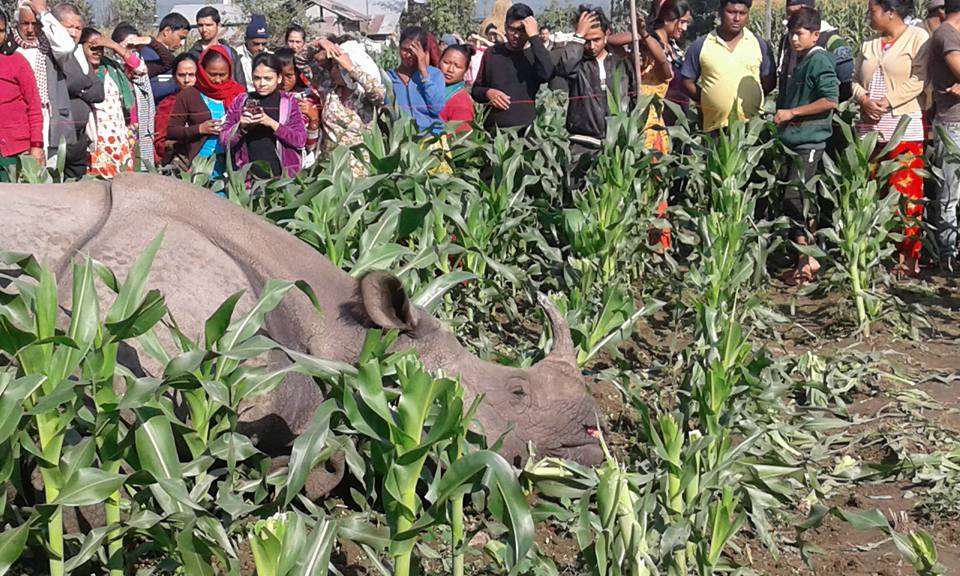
[
  {"left": 401, "top": 0, "right": 476, "bottom": 38},
  {"left": 106, "top": 0, "right": 154, "bottom": 31},
  {"left": 538, "top": 0, "right": 575, "bottom": 33},
  {"left": 236, "top": 0, "right": 309, "bottom": 44}
]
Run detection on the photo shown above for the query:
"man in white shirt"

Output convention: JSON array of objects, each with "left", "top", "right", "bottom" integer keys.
[
  {"left": 236, "top": 14, "right": 270, "bottom": 91},
  {"left": 13, "top": 0, "right": 77, "bottom": 166}
]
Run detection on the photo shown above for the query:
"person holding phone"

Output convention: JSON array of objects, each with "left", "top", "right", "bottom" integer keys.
[
  {"left": 220, "top": 52, "right": 308, "bottom": 178},
  {"left": 166, "top": 46, "right": 243, "bottom": 175}
]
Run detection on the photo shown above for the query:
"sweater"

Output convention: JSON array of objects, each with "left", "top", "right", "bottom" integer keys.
[
  {"left": 220, "top": 91, "right": 308, "bottom": 177},
  {"left": 440, "top": 87, "right": 474, "bottom": 132},
  {"left": 386, "top": 66, "right": 446, "bottom": 133},
  {"left": 166, "top": 86, "right": 214, "bottom": 163},
  {"left": 852, "top": 26, "right": 929, "bottom": 116},
  {"left": 779, "top": 47, "right": 839, "bottom": 151},
  {"left": 0, "top": 52, "right": 44, "bottom": 157},
  {"left": 470, "top": 38, "right": 555, "bottom": 129}
]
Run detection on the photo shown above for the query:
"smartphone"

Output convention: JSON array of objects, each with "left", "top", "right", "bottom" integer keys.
[{"left": 244, "top": 98, "right": 263, "bottom": 115}]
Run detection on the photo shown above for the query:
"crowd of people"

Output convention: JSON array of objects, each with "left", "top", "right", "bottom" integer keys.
[{"left": 0, "top": 0, "right": 958, "bottom": 279}]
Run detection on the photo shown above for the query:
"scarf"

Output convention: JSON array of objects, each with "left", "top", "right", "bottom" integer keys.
[
  {"left": 131, "top": 72, "right": 155, "bottom": 169},
  {"left": 444, "top": 81, "right": 464, "bottom": 103},
  {"left": 196, "top": 45, "right": 245, "bottom": 107},
  {"left": 12, "top": 26, "right": 49, "bottom": 105},
  {"left": 97, "top": 57, "right": 134, "bottom": 112}
]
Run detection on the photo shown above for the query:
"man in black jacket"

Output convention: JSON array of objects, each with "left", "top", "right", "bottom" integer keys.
[
  {"left": 555, "top": 7, "right": 632, "bottom": 195},
  {"left": 471, "top": 3, "right": 554, "bottom": 131}
]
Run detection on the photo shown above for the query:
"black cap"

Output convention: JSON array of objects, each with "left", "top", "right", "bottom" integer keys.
[{"left": 786, "top": 0, "right": 816, "bottom": 6}]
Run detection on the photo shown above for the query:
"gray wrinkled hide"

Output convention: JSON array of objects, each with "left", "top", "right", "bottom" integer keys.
[{"left": 0, "top": 174, "right": 602, "bottom": 512}]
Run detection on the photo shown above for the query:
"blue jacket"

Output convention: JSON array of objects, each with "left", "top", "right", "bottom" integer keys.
[
  {"left": 387, "top": 66, "right": 445, "bottom": 133},
  {"left": 141, "top": 46, "right": 178, "bottom": 104}
]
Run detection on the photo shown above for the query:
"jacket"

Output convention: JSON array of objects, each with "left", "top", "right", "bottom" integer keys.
[
  {"left": 440, "top": 86, "right": 473, "bottom": 132},
  {"left": 779, "top": 47, "right": 839, "bottom": 150},
  {"left": 852, "top": 25, "right": 929, "bottom": 116},
  {"left": 0, "top": 52, "right": 43, "bottom": 156},
  {"left": 166, "top": 86, "right": 213, "bottom": 163},
  {"left": 471, "top": 38, "right": 555, "bottom": 129},
  {"left": 554, "top": 42, "right": 632, "bottom": 144},
  {"left": 386, "top": 66, "right": 446, "bottom": 133},
  {"left": 219, "top": 91, "right": 308, "bottom": 176},
  {"left": 141, "top": 39, "right": 177, "bottom": 103},
  {"left": 777, "top": 20, "right": 853, "bottom": 106},
  {"left": 61, "top": 50, "right": 104, "bottom": 139}
]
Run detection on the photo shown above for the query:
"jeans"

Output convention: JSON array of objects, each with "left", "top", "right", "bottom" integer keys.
[
  {"left": 933, "top": 121, "right": 960, "bottom": 259},
  {"left": 781, "top": 147, "right": 825, "bottom": 239}
]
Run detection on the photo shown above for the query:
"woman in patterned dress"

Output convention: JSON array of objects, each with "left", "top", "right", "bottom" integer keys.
[
  {"left": 80, "top": 27, "right": 141, "bottom": 179},
  {"left": 853, "top": 0, "right": 929, "bottom": 276},
  {"left": 313, "top": 37, "right": 385, "bottom": 177}
]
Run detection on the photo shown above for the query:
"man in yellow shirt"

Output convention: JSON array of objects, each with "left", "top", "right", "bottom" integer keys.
[{"left": 680, "top": 0, "right": 776, "bottom": 132}]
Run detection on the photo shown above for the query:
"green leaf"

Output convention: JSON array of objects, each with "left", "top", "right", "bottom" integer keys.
[
  {"left": 411, "top": 271, "right": 476, "bottom": 313},
  {"left": 0, "top": 519, "right": 32, "bottom": 575},
  {"left": 284, "top": 400, "right": 338, "bottom": 507},
  {"left": 833, "top": 508, "right": 890, "bottom": 531},
  {"left": 205, "top": 291, "right": 245, "bottom": 349},
  {"left": 106, "top": 231, "right": 165, "bottom": 324},
  {"left": 63, "top": 526, "right": 111, "bottom": 571},
  {"left": 53, "top": 468, "right": 127, "bottom": 506},
  {"left": 292, "top": 517, "right": 337, "bottom": 576},
  {"left": 104, "top": 289, "right": 167, "bottom": 340}
]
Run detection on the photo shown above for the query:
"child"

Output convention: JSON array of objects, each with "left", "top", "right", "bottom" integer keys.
[{"left": 774, "top": 6, "right": 839, "bottom": 286}]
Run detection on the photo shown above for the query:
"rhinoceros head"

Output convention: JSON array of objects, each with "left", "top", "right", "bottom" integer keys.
[{"left": 358, "top": 273, "right": 603, "bottom": 466}]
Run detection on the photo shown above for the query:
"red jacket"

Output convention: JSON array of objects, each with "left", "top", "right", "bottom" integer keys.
[
  {"left": 440, "top": 88, "right": 474, "bottom": 133},
  {"left": 154, "top": 94, "right": 176, "bottom": 165},
  {"left": 0, "top": 52, "right": 43, "bottom": 157}
]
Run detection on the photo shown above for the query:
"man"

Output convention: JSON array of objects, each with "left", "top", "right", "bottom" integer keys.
[
  {"left": 554, "top": 7, "right": 631, "bottom": 194},
  {"left": 680, "top": 0, "right": 776, "bottom": 133},
  {"left": 237, "top": 14, "right": 270, "bottom": 92},
  {"left": 14, "top": 0, "right": 76, "bottom": 167},
  {"left": 188, "top": 6, "right": 243, "bottom": 84},
  {"left": 50, "top": 2, "right": 103, "bottom": 178},
  {"left": 776, "top": 0, "right": 853, "bottom": 106},
  {"left": 142, "top": 12, "right": 190, "bottom": 104},
  {"left": 111, "top": 24, "right": 156, "bottom": 169},
  {"left": 471, "top": 3, "right": 554, "bottom": 131},
  {"left": 924, "top": 0, "right": 947, "bottom": 35},
  {"left": 540, "top": 25, "right": 553, "bottom": 50},
  {"left": 927, "top": 0, "right": 960, "bottom": 272}
]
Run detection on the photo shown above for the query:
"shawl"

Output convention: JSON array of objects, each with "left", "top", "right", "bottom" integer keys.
[
  {"left": 196, "top": 45, "right": 245, "bottom": 107},
  {"left": 12, "top": 26, "right": 49, "bottom": 105},
  {"left": 131, "top": 71, "right": 155, "bottom": 169},
  {"left": 97, "top": 57, "right": 135, "bottom": 112},
  {"left": 444, "top": 81, "right": 465, "bottom": 103}
]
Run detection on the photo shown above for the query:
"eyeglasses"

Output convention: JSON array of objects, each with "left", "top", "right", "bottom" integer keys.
[{"left": 505, "top": 25, "right": 525, "bottom": 35}]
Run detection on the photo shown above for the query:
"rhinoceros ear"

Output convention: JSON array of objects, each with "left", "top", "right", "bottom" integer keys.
[{"left": 360, "top": 271, "right": 418, "bottom": 332}]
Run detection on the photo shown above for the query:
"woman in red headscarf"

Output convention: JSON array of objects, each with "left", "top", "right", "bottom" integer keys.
[{"left": 166, "top": 45, "right": 245, "bottom": 176}]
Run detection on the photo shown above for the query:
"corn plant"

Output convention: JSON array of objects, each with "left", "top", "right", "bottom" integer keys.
[
  {"left": 803, "top": 119, "right": 904, "bottom": 337},
  {"left": 328, "top": 330, "right": 533, "bottom": 576}
]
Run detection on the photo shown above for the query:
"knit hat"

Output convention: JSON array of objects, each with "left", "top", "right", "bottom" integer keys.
[
  {"left": 440, "top": 34, "right": 458, "bottom": 46},
  {"left": 927, "top": 0, "right": 945, "bottom": 10},
  {"left": 785, "top": 0, "right": 815, "bottom": 6},
  {"left": 246, "top": 14, "right": 269, "bottom": 39}
]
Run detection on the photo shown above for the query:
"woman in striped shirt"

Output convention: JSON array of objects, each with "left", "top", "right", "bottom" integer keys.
[{"left": 853, "top": 0, "right": 930, "bottom": 276}]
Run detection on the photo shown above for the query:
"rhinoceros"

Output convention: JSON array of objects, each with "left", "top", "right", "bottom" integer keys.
[{"left": 0, "top": 173, "right": 603, "bottom": 494}]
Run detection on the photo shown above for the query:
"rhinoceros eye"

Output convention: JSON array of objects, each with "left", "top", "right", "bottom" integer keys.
[{"left": 511, "top": 386, "right": 527, "bottom": 398}]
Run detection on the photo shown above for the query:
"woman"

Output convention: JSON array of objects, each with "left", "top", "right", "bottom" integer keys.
[
  {"left": 314, "top": 37, "right": 385, "bottom": 176},
  {"left": 275, "top": 47, "right": 321, "bottom": 167},
  {"left": 0, "top": 9, "right": 43, "bottom": 177},
  {"left": 111, "top": 24, "right": 155, "bottom": 169},
  {"left": 167, "top": 47, "right": 243, "bottom": 174},
  {"left": 650, "top": 0, "right": 692, "bottom": 120},
  {"left": 438, "top": 44, "right": 474, "bottom": 132},
  {"left": 387, "top": 27, "right": 445, "bottom": 134},
  {"left": 155, "top": 52, "right": 196, "bottom": 165},
  {"left": 80, "top": 27, "right": 141, "bottom": 178},
  {"left": 853, "top": 0, "right": 928, "bottom": 276},
  {"left": 220, "top": 52, "right": 308, "bottom": 178}
]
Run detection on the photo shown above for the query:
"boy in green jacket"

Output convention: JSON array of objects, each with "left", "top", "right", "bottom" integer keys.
[{"left": 774, "top": 6, "right": 839, "bottom": 285}]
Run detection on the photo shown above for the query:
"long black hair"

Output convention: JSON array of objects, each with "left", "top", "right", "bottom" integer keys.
[
  {"left": 0, "top": 9, "right": 14, "bottom": 56},
  {"left": 652, "top": 0, "right": 691, "bottom": 30}
]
